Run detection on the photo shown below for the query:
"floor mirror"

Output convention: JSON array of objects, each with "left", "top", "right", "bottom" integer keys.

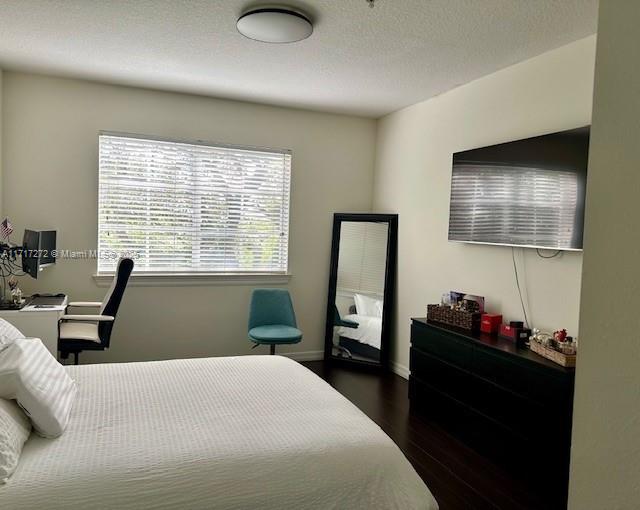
[{"left": 324, "top": 213, "right": 398, "bottom": 371}]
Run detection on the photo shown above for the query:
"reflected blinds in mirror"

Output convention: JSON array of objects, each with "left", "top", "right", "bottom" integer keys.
[{"left": 336, "top": 222, "right": 388, "bottom": 296}]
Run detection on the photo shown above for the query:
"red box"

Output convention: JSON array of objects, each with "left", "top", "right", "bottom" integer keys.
[
  {"left": 499, "top": 323, "right": 531, "bottom": 347},
  {"left": 499, "top": 323, "right": 517, "bottom": 339},
  {"left": 480, "top": 314, "right": 502, "bottom": 334}
]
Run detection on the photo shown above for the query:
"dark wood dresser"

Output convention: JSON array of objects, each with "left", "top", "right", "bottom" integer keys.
[{"left": 409, "top": 318, "right": 575, "bottom": 507}]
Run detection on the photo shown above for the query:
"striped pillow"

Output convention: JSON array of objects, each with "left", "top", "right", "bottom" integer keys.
[
  {"left": 0, "top": 318, "right": 25, "bottom": 352},
  {"left": 0, "top": 338, "right": 77, "bottom": 438},
  {"left": 0, "top": 398, "right": 31, "bottom": 483}
]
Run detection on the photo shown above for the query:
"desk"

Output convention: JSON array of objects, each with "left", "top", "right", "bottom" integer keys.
[{"left": 0, "top": 296, "right": 67, "bottom": 357}]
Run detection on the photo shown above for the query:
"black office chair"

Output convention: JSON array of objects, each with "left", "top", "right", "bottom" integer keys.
[
  {"left": 59, "top": 257, "right": 133, "bottom": 364},
  {"left": 332, "top": 304, "right": 359, "bottom": 359}
]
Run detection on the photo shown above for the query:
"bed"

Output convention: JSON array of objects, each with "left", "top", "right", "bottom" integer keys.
[
  {"left": 337, "top": 313, "right": 382, "bottom": 349},
  {"left": 336, "top": 313, "right": 382, "bottom": 360},
  {"left": 2, "top": 355, "right": 437, "bottom": 510}
]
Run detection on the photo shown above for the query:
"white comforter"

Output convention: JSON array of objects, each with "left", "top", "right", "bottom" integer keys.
[
  {"left": 337, "top": 314, "right": 383, "bottom": 349},
  {"left": 1, "top": 355, "right": 437, "bottom": 510}
]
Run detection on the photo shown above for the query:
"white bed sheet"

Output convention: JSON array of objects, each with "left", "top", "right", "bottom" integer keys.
[
  {"left": 1, "top": 355, "right": 437, "bottom": 510},
  {"left": 337, "top": 314, "right": 382, "bottom": 349}
]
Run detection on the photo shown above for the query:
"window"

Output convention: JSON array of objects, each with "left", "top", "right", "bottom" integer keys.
[{"left": 98, "top": 133, "right": 291, "bottom": 275}]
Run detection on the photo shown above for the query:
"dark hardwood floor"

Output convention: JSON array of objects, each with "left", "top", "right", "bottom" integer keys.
[{"left": 302, "top": 361, "right": 558, "bottom": 510}]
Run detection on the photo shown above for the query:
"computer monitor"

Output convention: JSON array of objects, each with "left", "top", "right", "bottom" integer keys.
[{"left": 22, "top": 230, "right": 56, "bottom": 279}]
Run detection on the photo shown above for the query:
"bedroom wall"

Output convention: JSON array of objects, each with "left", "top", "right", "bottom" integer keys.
[
  {"left": 373, "top": 36, "right": 596, "bottom": 375},
  {"left": 569, "top": 2, "right": 640, "bottom": 508},
  {"left": 1, "top": 72, "right": 376, "bottom": 363}
]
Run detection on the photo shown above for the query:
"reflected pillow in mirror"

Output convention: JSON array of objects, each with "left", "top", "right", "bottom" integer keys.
[
  {"left": 354, "top": 294, "right": 383, "bottom": 318},
  {"left": 374, "top": 299, "right": 384, "bottom": 318}
]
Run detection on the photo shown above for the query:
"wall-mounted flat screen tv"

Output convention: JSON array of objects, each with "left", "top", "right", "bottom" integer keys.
[{"left": 448, "top": 126, "right": 590, "bottom": 251}]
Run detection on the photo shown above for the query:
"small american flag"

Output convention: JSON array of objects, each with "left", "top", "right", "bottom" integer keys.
[{"left": 1, "top": 218, "right": 14, "bottom": 239}]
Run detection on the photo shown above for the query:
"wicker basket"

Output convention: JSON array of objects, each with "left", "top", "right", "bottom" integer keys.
[
  {"left": 427, "top": 304, "right": 481, "bottom": 331},
  {"left": 530, "top": 341, "right": 576, "bottom": 367}
]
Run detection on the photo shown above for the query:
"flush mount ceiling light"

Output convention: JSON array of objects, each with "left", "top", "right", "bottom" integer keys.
[{"left": 237, "top": 7, "right": 313, "bottom": 43}]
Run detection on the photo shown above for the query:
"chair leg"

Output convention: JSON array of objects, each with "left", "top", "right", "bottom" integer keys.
[
  {"left": 74, "top": 352, "right": 79, "bottom": 365},
  {"left": 270, "top": 344, "right": 276, "bottom": 355},
  {"left": 335, "top": 345, "right": 352, "bottom": 359}
]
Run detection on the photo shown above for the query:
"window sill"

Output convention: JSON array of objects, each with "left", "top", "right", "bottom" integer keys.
[{"left": 92, "top": 272, "right": 292, "bottom": 287}]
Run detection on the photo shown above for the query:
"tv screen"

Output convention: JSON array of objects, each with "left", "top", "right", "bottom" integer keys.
[
  {"left": 448, "top": 126, "right": 589, "bottom": 251},
  {"left": 21, "top": 229, "right": 57, "bottom": 278},
  {"left": 22, "top": 229, "right": 40, "bottom": 278}
]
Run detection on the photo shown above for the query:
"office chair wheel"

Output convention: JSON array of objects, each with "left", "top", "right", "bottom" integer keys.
[{"left": 335, "top": 345, "right": 352, "bottom": 359}]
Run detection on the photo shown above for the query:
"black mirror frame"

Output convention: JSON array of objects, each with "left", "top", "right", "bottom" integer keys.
[{"left": 324, "top": 213, "right": 398, "bottom": 372}]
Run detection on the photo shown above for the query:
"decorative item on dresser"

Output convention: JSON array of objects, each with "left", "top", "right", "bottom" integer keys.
[
  {"left": 426, "top": 291, "right": 485, "bottom": 331},
  {"left": 426, "top": 304, "right": 481, "bottom": 331},
  {"left": 409, "top": 318, "right": 575, "bottom": 509},
  {"left": 529, "top": 340, "right": 577, "bottom": 367},
  {"left": 529, "top": 328, "right": 578, "bottom": 367}
]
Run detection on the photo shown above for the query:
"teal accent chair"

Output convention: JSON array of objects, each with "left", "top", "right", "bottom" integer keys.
[{"left": 248, "top": 289, "right": 302, "bottom": 355}]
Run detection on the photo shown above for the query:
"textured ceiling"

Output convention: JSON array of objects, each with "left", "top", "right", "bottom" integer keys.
[{"left": 0, "top": 0, "right": 598, "bottom": 117}]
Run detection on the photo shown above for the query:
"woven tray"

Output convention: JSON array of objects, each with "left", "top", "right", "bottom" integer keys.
[
  {"left": 427, "top": 304, "right": 481, "bottom": 331},
  {"left": 530, "top": 341, "right": 576, "bottom": 367}
]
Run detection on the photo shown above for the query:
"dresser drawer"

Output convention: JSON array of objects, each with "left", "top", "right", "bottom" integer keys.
[
  {"left": 409, "top": 377, "right": 530, "bottom": 467},
  {"left": 469, "top": 376, "right": 547, "bottom": 433},
  {"left": 410, "top": 347, "right": 470, "bottom": 404},
  {"left": 409, "top": 376, "right": 474, "bottom": 435},
  {"left": 411, "top": 323, "right": 472, "bottom": 369},
  {"left": 472, "top": 346, "right": 570, "bottom": 405}
]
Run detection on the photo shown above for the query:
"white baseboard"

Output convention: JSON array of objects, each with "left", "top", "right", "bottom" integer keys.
[
  {"left": 281, "top": 350, "right": 325, "bottom": 362},
  {"left": 390, "top": 360, "right": 410, "bottom": 379}
]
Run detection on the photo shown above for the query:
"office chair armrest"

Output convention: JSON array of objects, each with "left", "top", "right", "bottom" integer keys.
[
  {"left": 68, "top": 301, "right": 102, "bottom": 308},
  {"left": 337, "top": 319, "right": 359, "bottom": 329},
  {"left": 59, "top": 314, "right": 115, "bottom": 322}
]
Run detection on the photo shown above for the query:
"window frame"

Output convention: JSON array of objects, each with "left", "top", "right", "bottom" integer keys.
[{"left": 96, "top": 131, "right": 293, "bottom": 283}]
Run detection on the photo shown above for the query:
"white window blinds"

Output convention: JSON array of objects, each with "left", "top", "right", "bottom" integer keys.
[{"left": 98, "top": 134, "right": 291, "bottom": 274}]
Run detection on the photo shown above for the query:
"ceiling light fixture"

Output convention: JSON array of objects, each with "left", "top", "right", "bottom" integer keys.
[{"left": 237, "top": 7, "right": 313, "bottom": 43}]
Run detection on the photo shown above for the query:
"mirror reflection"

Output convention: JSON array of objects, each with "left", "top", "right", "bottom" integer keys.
[{"left": 331, "top": 221, "right": 388, "bottom": 363}]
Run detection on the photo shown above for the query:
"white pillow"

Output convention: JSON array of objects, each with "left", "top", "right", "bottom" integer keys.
[
  {"left": 0, "top": 398, "right": 31, "bottom": 483},
  {"left": 354, "top": 294, "right": 384, "bottom": 318},
  {"left": 0, "top": 338, "right": 77, "bottom": 438},
  {"left": 374, "top": 299, "right": 384, "bottom": 318},
  {"left": 0, "top": 318, "right": 25, "bottom": 352}
]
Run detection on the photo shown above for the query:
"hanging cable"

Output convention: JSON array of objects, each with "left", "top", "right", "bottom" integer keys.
[
  {"left": 536, "top": 248, "right": 561, "bottom": 259},
  {"left": 6, "top": 256, "right": 26, "bottom": 275},
  {"left": 0, "top": 259, "right": 9, "bottom": 302},
  {"left": 0, "top": 248, "right": 27, "bottom": 300},
  {"left": 512, "top": 247, "right": 530, "bottom": 328}
]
